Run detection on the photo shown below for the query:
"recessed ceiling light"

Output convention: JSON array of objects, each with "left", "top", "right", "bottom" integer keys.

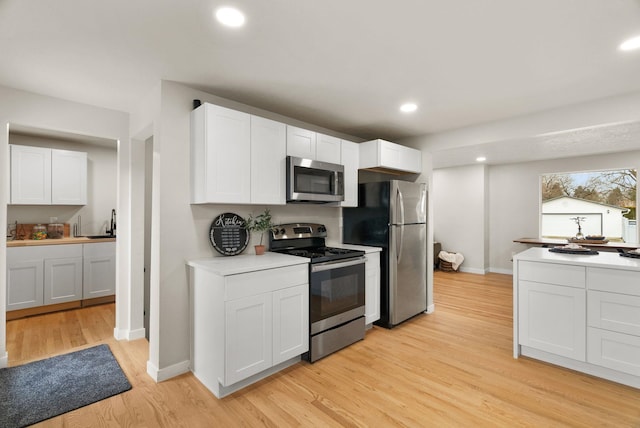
[
  {"left": 400, "top": 103, "right": 417, "bottom": 113},
  {"left": 215, "top": 7, "right": 245, "bottom": 27},
  {"left": 476, "top": 156, "right": 486, "bottom": 162},
  {"left": 619, "top": 35, "right": 640, "bottom": 51}
]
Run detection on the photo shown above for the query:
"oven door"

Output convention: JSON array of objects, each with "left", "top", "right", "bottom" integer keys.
[{"left": 309, "top": 257, "right": 365, "bottom": 335}]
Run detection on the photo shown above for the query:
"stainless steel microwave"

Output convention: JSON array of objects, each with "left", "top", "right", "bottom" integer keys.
[{"left": 286, "top": 156, "right": 344, "bottom": 203}]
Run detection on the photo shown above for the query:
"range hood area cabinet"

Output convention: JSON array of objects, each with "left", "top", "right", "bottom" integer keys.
[
  {"left": 190, "top": 103, "right": 286, "bottom": 205},
  {"left": 10, "top": 144, "right": 87, "bottom": 205},
  {"left": 286, "top": 125, "right": 342, "bottom": 164},
  {"left": 358, "top": 139, "right": 422, "bottom": 175}
]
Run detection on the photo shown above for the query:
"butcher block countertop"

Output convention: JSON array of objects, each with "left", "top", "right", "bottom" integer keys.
[{"left": 7, "top": 236, "right": 116, "bottom": 247}]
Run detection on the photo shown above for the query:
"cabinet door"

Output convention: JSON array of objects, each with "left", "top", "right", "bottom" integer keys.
[
  {"left": 587, "top": 327, "right": 640, "bottom": 376},
  {"left": 316, "top": 133, "right": 341, "bottom": 164},
  {"left": 225, "top": 293, "right": 273, "bottom": 385},
  {"left": 286, "top": 126, "right": 316, "bottom": 159},
  {"left": 250, "top": 116, "right": 286, "bottom": 205},
  {"left": 83, "top": 242, "right": 116, "bottom": 299},
  {"left": 10, "top": 144, "right": 51, "bottom": 205},
  {"left": 340, "top": 140, "right": 359, "bottom": 207},
  {"left": 191, "top": 103, "right": 251, "bottom": 204},
  {"left": 399, "top": 145, "right": 422, "bottom": 174},
  {"left": 51, "top": 149, "right": 87, "bottom": 205},
  {"left": 44, "top": 257, "right": 83, "bottom": 305},
  {"left": 365, "top": 253, "right": 381, "bottom": 325},
  {"left": 519, "top": 280, "right": 586, "bottom": 361},
  {"left": 273, "top": 284, "right": 308, "bottom": 364},
  {"left": 6, "top": 259, "right": 44, "bottom": 310}
]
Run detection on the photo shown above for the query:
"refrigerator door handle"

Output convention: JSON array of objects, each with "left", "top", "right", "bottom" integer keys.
[
  {"left": 396, "top": 187, "right": 405, "bottom": 225},
  {"left": 396, "top": 225, "right": 404, "bottom": 264}
]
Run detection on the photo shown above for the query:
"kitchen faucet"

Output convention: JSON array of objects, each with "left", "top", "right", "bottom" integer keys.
[{"left": 106, "top": 209, "right": 116, "bottom": 236}]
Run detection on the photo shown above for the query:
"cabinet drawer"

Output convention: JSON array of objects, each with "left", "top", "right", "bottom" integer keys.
[
  {"left": 519, "top": 260, "right": 585, "bottom": 288},
  {"left": 225, "top": 264, "right": 308, "bottom": 301},
  {"left": 588, "top": 328, "right": 640, "bottom": 376},
  {"left": 588, "top": 290, "right": 640, "bottom": 336},
  {"left": 587, "top": 267, "right": 640, "bottom": 296}
]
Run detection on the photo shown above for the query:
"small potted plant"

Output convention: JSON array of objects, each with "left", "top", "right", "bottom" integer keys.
[{"left": 245, "top": 208, "right": 275, "bottom": 255}]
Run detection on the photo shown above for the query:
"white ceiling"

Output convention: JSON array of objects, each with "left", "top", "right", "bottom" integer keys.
[{"left": 1, "top": 0, "right": 640, "bottom": 161}]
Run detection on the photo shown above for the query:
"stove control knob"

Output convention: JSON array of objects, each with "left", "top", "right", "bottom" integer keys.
[
  {"left": 317, "top": 225, "right": 326, "bottom": 233},
  {"left": 279, "top": 228, "right": 286, "bottom": 235}
]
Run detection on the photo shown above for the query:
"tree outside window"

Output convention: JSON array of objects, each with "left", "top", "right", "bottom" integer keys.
[{"left": 540, "top": 169, "right": 637, "bottom": 243}]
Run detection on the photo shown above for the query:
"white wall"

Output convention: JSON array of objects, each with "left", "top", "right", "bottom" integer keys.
[
  {"left": 0, "top": 84, "right": 129, "bottom": 368},
  {"left": 433, "top": 164, "right": 489, "bottom": 274},
  {"left": 132, "top": 81, "right": 362, "bottom": 381},
  {"left": 7, "top": 134, "right": 117, "bottom": 235}
]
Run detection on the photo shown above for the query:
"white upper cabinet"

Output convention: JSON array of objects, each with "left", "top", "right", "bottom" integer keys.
[
  {"left": 286, "top": 126, "right": 342, "bottom": 164},
  {"left": 340, "top": 140, "right": 359, "bottom": 207},
  {"left": 315, "top": 133, "right": 342, "bottom": 164},
  {"left": 10, "top": 144, "right": 86, "bottom": 205},
  {"left": 10, "top": 144, "right": 52, "bottom": 205},
  {"left": 191, "top": 103, "right": 251, "bottom": 204},
  {"left": 250, "top": 116, "right": 286, "bottom": 205},
  {"left": 51, "top": 149, "right": 87, "bottom": 205},
  {"left": 359, "top": 139, "right": 422, "bottom": 174},
  {"left": 286, "top": 125, "right": 317, "bottom": 160}
]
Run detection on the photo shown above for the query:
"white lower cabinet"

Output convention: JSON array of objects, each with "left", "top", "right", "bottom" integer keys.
[
  {"left": 83, "top": 242, "right": 116, "bottom": 299},
  {"left": 273, "top": 284, "right": 308, "bottom": 363},
  {"left": 225, "top": 293, "right": 273, "bottom": 385},
  {"left": 514, "top": 248, "right": 640, "bottom": 389},
  {"left": 6, "top": 255, "right": 44, "bottom": 310},
  {"left": 518, "top": 280, "right": 586, "bottom": 361},
  {"left": 364, "top": 252, "right": 380, "bottom": 325},
  {"left": 7, "top": 242, "right": 115, "bottom": 313},
  {"left": 189, "top": 258, "right": 309, "bottom": 398},
  {"left": 586, "top": 268, "right": 640, "bottom": 376},
  {"left": 587, "top": 328, "right": 640, "bottom": 376},
  {"left": 44, "top": 251, "right": 83, "bottom": 305}
]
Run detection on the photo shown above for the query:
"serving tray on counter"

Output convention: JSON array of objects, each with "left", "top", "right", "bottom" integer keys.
[
  {"left": 619, "top": 252, "right": 640, "bottom": 259},
  {"left": 549, "top": 248, "right": 599, "bottom": 255}
]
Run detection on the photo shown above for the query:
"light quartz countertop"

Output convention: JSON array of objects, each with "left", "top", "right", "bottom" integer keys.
[
  {"left": 514, "top": 247, "right": 640, "bottom": 271},
  {"left": 7, "top": 237, "right": 116, "bottom": 247},
  {"left": 329, "top": 243, "right": 382, "bottom": 253},
  {"left": 187, "top": 252, "right": 309, "bottom": 276}
]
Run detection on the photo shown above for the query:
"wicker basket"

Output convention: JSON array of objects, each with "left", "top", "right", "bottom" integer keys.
[{"left": 439, "top": 259, "right": 456, "bottom": 272}]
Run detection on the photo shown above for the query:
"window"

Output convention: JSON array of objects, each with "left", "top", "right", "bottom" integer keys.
[{"left": 540, "top": 169, "right": 637, "bottom": 243}]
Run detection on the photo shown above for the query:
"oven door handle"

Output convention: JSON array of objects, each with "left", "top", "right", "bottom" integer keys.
[{"left": 310, "top": 256, "right": 366, "bottom": 272}]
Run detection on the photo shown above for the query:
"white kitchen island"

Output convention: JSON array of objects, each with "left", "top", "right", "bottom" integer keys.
[
  {"left": 513, "top": 247, "right": 640, "bottom": 389},
  {"left": 187, "top": 253, "right": 310, "bottom": 398}
]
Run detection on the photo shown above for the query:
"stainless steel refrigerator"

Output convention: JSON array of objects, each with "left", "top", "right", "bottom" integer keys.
[{"left": 343, "top": 180, "right": 427, "bottom": 328}]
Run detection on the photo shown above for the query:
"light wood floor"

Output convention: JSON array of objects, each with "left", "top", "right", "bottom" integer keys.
[{"left": 6, "top": 272, "right": 640, "bottom": 427}]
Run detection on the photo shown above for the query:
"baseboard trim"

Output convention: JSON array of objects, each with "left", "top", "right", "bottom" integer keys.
[
  {"left": 113, "top": 327, "right": 127, "bottom": 340},
  {"left": 425, "top": 304, "right": 435, "bottom": 314},
  {"left": 458, "top": 266, "right": 488, "bottom": 275},
  {"left": 127, "top": 328, "right": 146, "bottom": 341},
  {"left": 147, "top": 359, "right": 190, "bottom": 382},
  {"left": 490, "top": 267, "right": 513, "bottom": 275}
]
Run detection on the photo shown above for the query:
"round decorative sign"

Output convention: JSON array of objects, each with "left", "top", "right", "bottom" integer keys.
[{"left": 209, "top": 213, "right": 249, "bottom": 256}]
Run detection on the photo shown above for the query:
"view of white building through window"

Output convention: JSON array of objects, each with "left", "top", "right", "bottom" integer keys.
[{"left": 540, "top": 169, "right": 637, "bottom": 243}]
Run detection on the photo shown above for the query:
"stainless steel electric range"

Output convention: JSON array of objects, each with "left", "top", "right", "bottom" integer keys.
[{"left": 269, "top": 223, "right": 366, "bottom": 362}]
